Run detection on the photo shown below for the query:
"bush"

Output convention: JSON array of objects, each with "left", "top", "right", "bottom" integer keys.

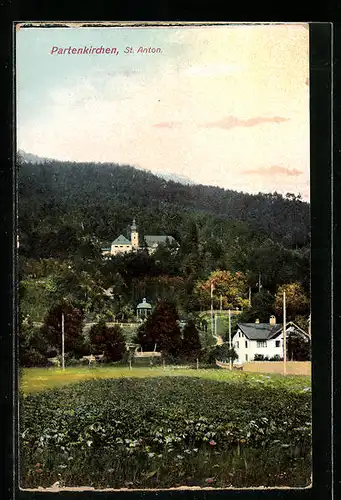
[
  {"left": 89, "top": 320, "right": 126, "bottom": 362},
  {"left": 269, "top": 355, "right": 281, "bottom": 361},
  {"left": 20, "top": 349, "right": 48, "bottom": 368}
]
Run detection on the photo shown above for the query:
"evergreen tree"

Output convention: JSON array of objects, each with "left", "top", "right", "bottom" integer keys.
[
  {"left": 89, "top": 320, "right": 126, "bottom": 361},
  {"left": 136, "top": 300, "right": 182, "bottom": 357},
  {"left": 181, "top": 319, "right": 201, "bottom": 361},
  {"left": 42, "top": 302, "right": 85, "bottom": 358}
]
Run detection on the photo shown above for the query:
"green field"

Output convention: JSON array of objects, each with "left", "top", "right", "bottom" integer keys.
[
  {"left": 20, "top": 367, "right": 311, "bottom": 490},
  {"left": 20, "top": 365, "right": 311, "bottom": 394}
]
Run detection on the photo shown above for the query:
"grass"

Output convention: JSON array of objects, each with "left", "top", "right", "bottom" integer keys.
[
  {"left": 20, "top": 365, "right": 311, "bottom": 395},
  {"left": 20, "top": 375, "right": 312, "bottom": 489}
]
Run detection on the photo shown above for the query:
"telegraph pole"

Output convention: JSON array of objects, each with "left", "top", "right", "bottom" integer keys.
[
  {"left": 220, "top": 295, "right": 222, "bottom": 311},
  {"left": 248, "top": 287, "right": 251, "bottom": 307},
  {"left": 211, "top": 283, "right": 214, "bottom": 338},
  {"left": 61, "top": 312, "right": 65, "bottom": 371},
  {"left": 228, "top": 309, "right": 232, "bottom": 370},
  {"left": 283, "top": 291, "right": 286, "bottom": 375}
]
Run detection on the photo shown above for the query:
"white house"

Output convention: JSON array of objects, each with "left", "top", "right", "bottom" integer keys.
[
  {"left": 232, "top": 315, "right": 310, "bottom": 363},
  {"left": 102, "top": 219, "right": 178, "bottom": 257}
]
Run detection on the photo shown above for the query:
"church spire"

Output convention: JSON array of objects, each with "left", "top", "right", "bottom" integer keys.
[{"left": 131, "top": 218, "right": 139, "bottom": 248}]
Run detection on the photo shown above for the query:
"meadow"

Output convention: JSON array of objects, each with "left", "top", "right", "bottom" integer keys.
[{"left": 20, "top": 367, "right": 311, "bottom": 490}]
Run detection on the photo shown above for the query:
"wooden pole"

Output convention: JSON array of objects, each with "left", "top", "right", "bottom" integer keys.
[
  {"left": 214, "top": 313, "right": 217, "bottom": 340},
  {"left": 220, "top": 295, "right": 222, "bottom": 311},
  {"left": 211, "top": 284, "right": 214, "bottom": 338},
  {"left": 196, "top": 358, "right": 199, "bottom": 370},
  {"left": 229, "top": 309, "right": 232, "bottom": 370},
  {"left": 61, "top": 312, "right": 65, "bottom": 371},
  {"left": 248, "top": 287, "right": 252, "bottom": 307},
  {"left": 283, "top": 291, "right": 287, "bottom": 375}
]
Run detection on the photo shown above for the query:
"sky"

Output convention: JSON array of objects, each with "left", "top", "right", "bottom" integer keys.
[{"left": 16, "top": 23, "right": 310, "bottom": 200}]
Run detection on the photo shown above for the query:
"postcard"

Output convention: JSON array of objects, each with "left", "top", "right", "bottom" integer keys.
[{"left": 16, "top": 21, "right": 312, "bottom": 491}]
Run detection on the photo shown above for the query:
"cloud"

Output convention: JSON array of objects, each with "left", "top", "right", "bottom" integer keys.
[
  {"left": 203, "top": 116, "right": 290, "bottom": 130},
  {"left": 153, "top": 122, "right": 182, "bottom": 129},
  {"left": 183, "top": 63, "right": 242, "bottom": 77},
  {"left": 242, "top": 166, "right": 303, "bottom": 177}
]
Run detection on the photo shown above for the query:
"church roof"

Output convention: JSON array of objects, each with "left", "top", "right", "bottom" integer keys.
[
  {"left": 144, "top": 235, "right": 176, "bottom": 246},
  {"left": 111, "top": 234, "right": 131, "bottom": 245}
]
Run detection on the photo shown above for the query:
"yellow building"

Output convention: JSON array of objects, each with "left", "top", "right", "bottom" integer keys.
[{"left": 102, "top": 219, "right": 177, "bottom": 257}]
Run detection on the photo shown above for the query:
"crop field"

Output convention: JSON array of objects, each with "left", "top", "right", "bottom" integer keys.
[{"left": 20, "top": 368, "right": 311, "bottom": 489}]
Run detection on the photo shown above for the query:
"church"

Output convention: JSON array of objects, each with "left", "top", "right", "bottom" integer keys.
[{"left": 101, "top": 219, "right": 178, "bottom": 257}]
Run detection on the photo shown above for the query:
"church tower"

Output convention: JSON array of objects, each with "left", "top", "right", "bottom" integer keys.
[{"left": 131, "top": 218, "right": 139, "bottom": 249}]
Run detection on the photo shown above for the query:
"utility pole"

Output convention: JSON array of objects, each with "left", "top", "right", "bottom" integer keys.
[
  {"left": 220, "top": 295, "right": 222, "bottom": 311},
  {"left": 283, "top": 291, "right": 286, "bottom": 375},
  {"left": 258, "top": 273, "right": 262, "bottom": 293},
  {"left": 228, "top": 309, "right": 232, "bottom": 370},
  {"left": 211, "top": 283, "right": 214, "bottom": 338},
  {"left": 61, "top": 312, "right": 65, "bottom": 371},
  {"left": 248, "top": 287, "right": 251, "bottom": 307},
  {"left": 214, "top": 313, "right": 218, "bottom": 340}
]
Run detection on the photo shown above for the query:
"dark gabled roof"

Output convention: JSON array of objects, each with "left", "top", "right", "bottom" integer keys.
[
  {"left": 144, "top": 235, "right": 176, "bottom": 246},
  {"left": 236, "top": 321, "right": 309, "bottom": 341},
  {"left": 111, "top": 234, "right": 131, "bottom": 245},
  {"left": 236, "top": 323, "right": 283, "bottom": 340}
]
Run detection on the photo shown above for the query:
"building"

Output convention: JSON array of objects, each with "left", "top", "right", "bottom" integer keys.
[
  {"left": 136, "top": 298, "right": 152, "bottom": 321},
  {"left": 102, "top": 219, "right": 177, "bottom": 257},
  {"left": 232, "top": 315, "right": 310, "bottom": 363}
]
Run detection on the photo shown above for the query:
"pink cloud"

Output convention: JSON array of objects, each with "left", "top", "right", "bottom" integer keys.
[
  {"left": 153, "top": 122, "right": 182, "bottom": 129},
  {"left": 203, "top": 116, "right": 290, "bottom": 130},
  {"left": 242, "top": 166, "right": 303, "bottom": 177}
]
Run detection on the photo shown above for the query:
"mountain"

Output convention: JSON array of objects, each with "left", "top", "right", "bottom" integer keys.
[
  {"left": 17, "top": 151, "right": 195, "bottom": 187},
  {"left": 18, "top": 156, "right": 310, "bottom": 251},
  {"left": 152, "top": 170, "right": 195, "bottom": 185},
  {"left": 17, "top": 150, "right": 55, "bottom": 164}
]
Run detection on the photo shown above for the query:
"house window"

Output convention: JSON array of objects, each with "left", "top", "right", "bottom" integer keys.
[
  {"left": 238, "top": 331, "right": 241, "bottom": 337},
  {"left": 257, "top": 341, "right": 267, "bottom": 348},
  {"left": 236, "top": 341, "right": 239, "bottom": 348},
  {"left": 245, "top": 354, "right": 248, "bottom": 361},
  {"left": 275, "top": 340, "right": 280, "bottom": 347},
  {"left": 245, "top": 341, "right": 248, "bottom": 348}
]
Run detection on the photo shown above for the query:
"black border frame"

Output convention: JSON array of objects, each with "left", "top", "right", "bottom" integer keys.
[{"left": 1, "top": 19, "right": 334, "bottom": 500}]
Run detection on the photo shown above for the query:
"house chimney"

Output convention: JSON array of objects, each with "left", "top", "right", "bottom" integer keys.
[
  {"left": 255, "top": 319, "right": 260, "bottom": 324},
  {"left": 269, "top": 315, "right": 276, "bottom": 326}
]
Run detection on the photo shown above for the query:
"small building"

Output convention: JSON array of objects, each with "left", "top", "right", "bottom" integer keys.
[
  {"left": 136, "top": 298, "right": 152, "bottom": 321},
  {"left": 232, "top": 316, "right": 310, "bottom": 363}
]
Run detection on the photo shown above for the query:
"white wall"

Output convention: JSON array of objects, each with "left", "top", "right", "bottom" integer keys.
[{"left": 233, "top": 328, "right": 284, "bottom": 362}]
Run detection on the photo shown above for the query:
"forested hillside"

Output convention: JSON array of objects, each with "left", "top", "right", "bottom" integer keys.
[
  {"left": 18, "top": 156, "right": 310, "bottom": 332},
  {"left": 18, "top": 158, "right": 309, "bottom": 248}
]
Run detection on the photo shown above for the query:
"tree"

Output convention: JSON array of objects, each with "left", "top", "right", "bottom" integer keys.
[
  {"left": 136, "top": 300, "right": 182, "bottom": 357},
  {"left": 275, "top": 282, "right": 310, "bottom": 321},
  {"left": 287, "top": 332, "right": 311, "bottom": 361},
  {"left": 19, "top": 317, "right": 49, "bottom": 367},
  {"left": 181, "top": 319, "right": 201, "bottom": 361},
  {"left": 194, "top": 270, "right": 249, "bottom": 310},
  {"left": 89, "top": 320, "right": 126, "bottom": 361},
  {"left": 42, "top": 302, "right": 85, "bottom": 358}
]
